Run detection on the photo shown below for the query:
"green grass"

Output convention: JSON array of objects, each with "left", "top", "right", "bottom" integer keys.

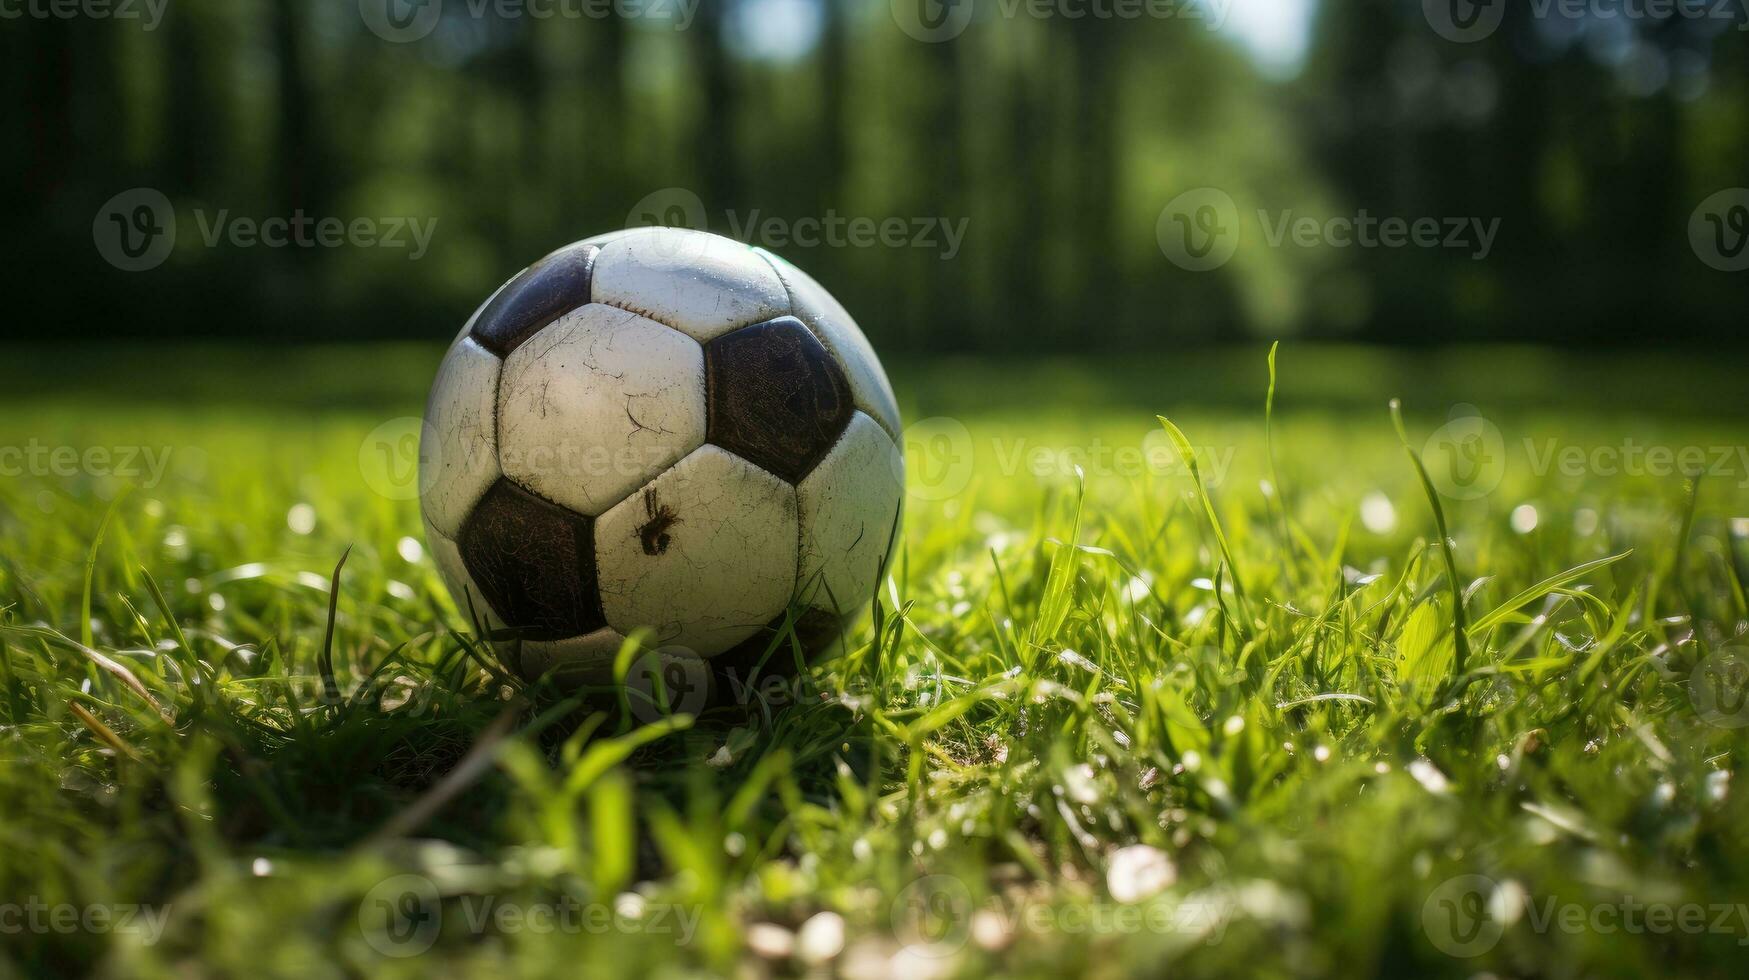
[{"left": 2, "top": 344, "right": 1748, "bottom": 978}]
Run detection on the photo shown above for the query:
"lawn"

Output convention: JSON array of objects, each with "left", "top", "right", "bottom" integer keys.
[{"left": 2, "top": 344, "right": 1747, "bottom": 978}]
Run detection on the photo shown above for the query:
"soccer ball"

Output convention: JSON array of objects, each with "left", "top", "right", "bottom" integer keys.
[{"left": 419, "top": 227, "right": 903, "bottom": 685}]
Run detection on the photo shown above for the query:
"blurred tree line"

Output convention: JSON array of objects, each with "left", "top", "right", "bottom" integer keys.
[{"left": 3, "top": 0, "right": 1746, "bottom": 352}]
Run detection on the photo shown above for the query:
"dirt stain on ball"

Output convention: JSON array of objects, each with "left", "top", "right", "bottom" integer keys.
[{"left": 637, "top": 488, "right": 681, "bottom": 556}]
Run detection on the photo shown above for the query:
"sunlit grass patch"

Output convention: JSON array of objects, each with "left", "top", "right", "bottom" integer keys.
[{"left": 1, "top": 345, "right": 1746, "bottom": 977}]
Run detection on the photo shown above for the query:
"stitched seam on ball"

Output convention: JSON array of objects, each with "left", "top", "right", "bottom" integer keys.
[
  {"left": 753, "top": 247, "right": 801, "bottom": 319},
  {"left": 752, "top": 251, "right": 835, "bottom": 358},
  {"left": 589, "top": 298, "right": 688, "bottom": 337}
]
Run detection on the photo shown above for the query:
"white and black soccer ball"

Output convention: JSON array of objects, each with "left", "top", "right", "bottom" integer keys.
[{"left": 419, "top": 227, "right": 903, "bottom": 683}]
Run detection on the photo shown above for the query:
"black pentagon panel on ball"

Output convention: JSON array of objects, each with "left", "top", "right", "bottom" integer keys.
[
  {"left": 703, "top": 316, "right": 854, "bottom": 483},
  {"left": 457, "top": 479, "right": 607, "bottom": 641},
  {"left": 469, "top": 242, "right": 599, "bottom": 357}
]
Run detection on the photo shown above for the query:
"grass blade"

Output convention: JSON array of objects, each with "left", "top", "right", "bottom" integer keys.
[
  {"left": 1468, "top": 551, "right": 1633, "bottom": 637},
  {"left": 317, "top": 546, "right": 352, "bottom": 705},
  {"left": 81, "top": 489, "right": 132, "bottom": 650},
  {"left": 1158, "top": 415, "right": 1253, "bottom": 630},
  {"left": 1389, "top": 400, "right": 1471, "bottom": 677}
]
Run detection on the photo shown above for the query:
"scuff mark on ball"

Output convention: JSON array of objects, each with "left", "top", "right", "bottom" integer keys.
[{"left": 637, "top": 488, "right": 681, "bottom": 556}]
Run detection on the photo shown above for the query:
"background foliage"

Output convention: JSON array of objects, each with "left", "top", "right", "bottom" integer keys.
[{"left": 5, "top": 0, "right": 1748, "bottom": 350}]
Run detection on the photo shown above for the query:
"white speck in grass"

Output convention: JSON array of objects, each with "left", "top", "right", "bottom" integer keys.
[
  {"left": 287, "top": 503, "right": 316, "bottom": 535},
  {"left": 723, "top": 832, "right": 746, "bottom": 857},
  {"left": 217, "top": 562, "right": 269, "bottom": 583},
  {"left": 1706, "top": 770, "right": 1730, "bottom": 803},
  {"left": 852, "top": 838, "right": 872, "bottom": 862},
  {"left": 972, "top": 908, "right": 1013, "bottom": 951},
  {"left": 1408, "top": 758, "right": 1450, "bottom": 794},
  {"left": 1374, "top": 761, "right": 1391, "bottom": 774},
  {"left": 397, "top": 536, "right": 424, "bottom": 563},
  {"left": 927, "top": 828, "right": 948, "bottom": 850},
  {"left": 1181, "top": 750, "right": 1202, "bottom": 772},
  {"left": 1259, "top": 478, "right": 1275, "bottom": 499},
  {"left": 1058, "top": 649, "right": 1099, "bottom": 674},
  {"left": 184, "top": 578, "right": 202, "bottom": 594},
  {"left": 1222, "top": 715, "right": 1245, "bottom": 736},
  {"left": 1125, "top": 573, "right": 1153, "bottom": 602},
  {"left": 380, "top": 677, "right": 416, "bottom": 711},
  {"left": 251, "top": 858, "right": 272, "bottom": 876},
  {"left": 614, "top": 893, "right": 644, "bottom": 918},
  {"left": 1491, "top": 880, "right": 1529, "bottom": 927},
  {"left": 208, "top": 593, "right": 226, "bottom": 612},
  {"left": 163, "top": 527, "right": 189, "bottom": 559},
  {"left": 295, "top": 571, "right": 330, "bottom": 592},
  {"left": 1522, "top": 816, "right": 1559, "bottom": 846},
  {"left": 797, "top": 911, "right": 845, "bottom": 964},
  {"left": 1575, "top": 508, "right": 1600, "bottom": 536},
  {"left": 387, "top": 581, "right": 415, "bottom": 602},
  {"left": 1062, "top": 763, "right": 1100, "bottom": 804},
  {"left": 1190, "top": 577, "right": 1215, "bottom": 591},
  {"left": 1654, "top": 781, "right": 1676, "bottom": 805},
  {"left": 1510, "top": 503, "right": 1539, "bottom": 534},
  {"left": 706, "top": 745, "right": 734, "bottom": 768},
  {"left": 1497, "top": 754, "right": 1512, "bottom": 770},
  {"left": 1106, "top": 844, "right": 1176, "bottom": 903},
  {"left": 1360, "top": 492, "right": 1397, "bottom": 534},
  {"left": 1313, "top": 745, "right": 1331, "bottom": 763}
]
